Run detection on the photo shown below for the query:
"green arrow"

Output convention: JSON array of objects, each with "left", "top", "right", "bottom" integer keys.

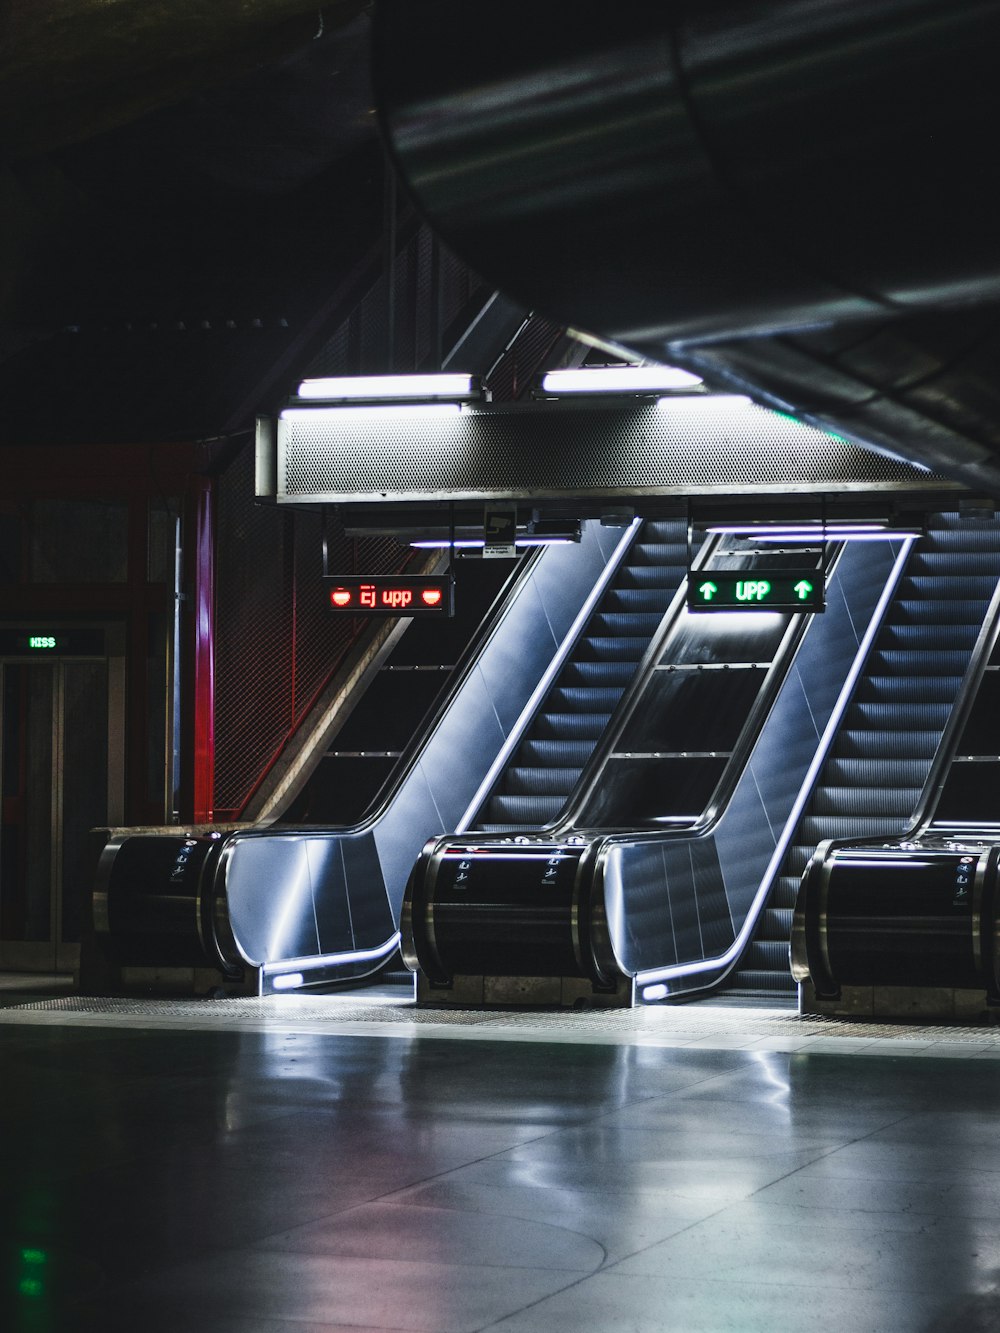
[
  {"left": 794, "top": 580, "right": 814, "bottom": 600},
  {"left": 699, "top": 581, "right": 718, "bottom": 601}
]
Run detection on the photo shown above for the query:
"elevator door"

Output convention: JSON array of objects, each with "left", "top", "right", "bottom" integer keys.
[{"left": 0, "top": 644, "right": 124, "bottom": 972}]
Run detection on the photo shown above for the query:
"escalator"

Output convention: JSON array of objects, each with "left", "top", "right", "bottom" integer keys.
[
  {"left": 475, "top": 520, "right": 691, "bottom": 830},
  {"left": 727, "top": 514, "right": 1000, "bottom": 997},
  {"left": 403, "top": 535, "right": 906, "bottom": 1005},
  {"left": 83, "top": 520, "right": 639, "bottom": 994}
]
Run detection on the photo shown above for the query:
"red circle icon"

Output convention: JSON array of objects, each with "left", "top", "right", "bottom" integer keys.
[
  {"left": 331, "top": 589, "right": 352, "bottom": 607},
  {"left": 421, "top": 589, "right": 442, "bottom": 606}
]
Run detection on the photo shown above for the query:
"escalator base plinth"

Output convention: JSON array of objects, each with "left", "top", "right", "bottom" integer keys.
[
  {"left": 799, "top": 979, "right": 997, "bottom": 1022},
  {"left": 416, "top": 972, "right": 632, "bottom": 1010}
]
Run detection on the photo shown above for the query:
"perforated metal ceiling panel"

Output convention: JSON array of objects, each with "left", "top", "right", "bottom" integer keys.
[{"left": 271, "top": 397, "right": 954, "bottom": 503}]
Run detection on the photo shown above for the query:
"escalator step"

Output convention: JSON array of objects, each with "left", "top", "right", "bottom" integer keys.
[
  {"left": 823, "top": 757, "right": 932, "bottom": 787},
  {"left": 632, "top": 542, "right": 689, "bottom": 565},
  {"left": 878, "top": 623, "right": 980, "bottom": 650},
  {"left": 770, "top": 875, "right": 805, "bottom": 908},
  {"left": 922, "top": 528, "right": 1000, "bottom": 552},
  {"left": 502, "top": 766, "right": 583, "bottom": 795},
  {"left": 742, "top": 940, "right": 792, "bottom": 970},
  {"left": 761, "top": 904, "right": 795, "bottom": 936},
  {"left": 589, "top": 612, "right": 663, "bottom": 636},
  {"left": 536, "top": 712, "right": 612, "bottom": 740},
  {"left": 898, "top": 574, "right": 997, "bottom": 600},
  {"left": 727, "top": 970, "right": 796, "bottom": 994},
  {"left": 893, "top": 599, "right": 993, "bottom": 623},
  {"left": 909, "top": 551, "right": 1000, "bottom": 576},
  {"left": 799, "top": 814, "right": 909, "bottom": 844},
  {"left": 855, "top": 675, "right": 963, "bottom": 703},
  {"left": 835, "top": 728, "right": 947, "bottom": 758},
  {"left": 482, "top": 793, "right": 566, "bottom": 824},
  {"left": 606, "top": 588, "right": 679, "bottom": 612},
  {"left": 574, "top": 635, "right": 656, "bottom": 661},
  {"left": 844, "top": 701, "right": 952, "bottom": 729},
  {"left": 548, "top": 686, "right": 626, "bottom": 712},
  {"left": 563, "top": 661, "right": 638, "bottom": 686},
  {"left": 519, "top": 738, "right": 596, "bottom": 766},
  {"left": 868, "top": 649, "right": 976, "bottom": 675},
  {"left": 782, "top": 847, "right": 813, "bottom": 878},
  {"left": 811, "top": 785, "right": 921, "bottom": 818},
  {"left": 618, "top": 565, "right": 687, "bottom": 588}
]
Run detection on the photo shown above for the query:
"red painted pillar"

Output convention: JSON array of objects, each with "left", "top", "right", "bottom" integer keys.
[{"left": 190, "top": 480, "right": 215, "bottom": 823}]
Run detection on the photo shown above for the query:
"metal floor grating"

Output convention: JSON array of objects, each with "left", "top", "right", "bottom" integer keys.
[{"left": 3, "top": 991, "right": 1000, "bottom": 1055}]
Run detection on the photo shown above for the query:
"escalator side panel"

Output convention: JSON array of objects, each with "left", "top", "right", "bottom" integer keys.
[
  {"left": 604, "top": 539, "right": 902, "bottom": 978},
  {"left": 223, "top": 522, "right": 633, "bottom": 968}
]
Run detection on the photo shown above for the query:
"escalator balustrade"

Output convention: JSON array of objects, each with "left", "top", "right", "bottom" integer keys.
[{"left": 731, "top": 514, "right": 1000, "bottom": 998}]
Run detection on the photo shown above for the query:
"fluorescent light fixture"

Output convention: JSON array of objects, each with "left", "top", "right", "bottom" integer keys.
[
  {"left": 706, "top": 523, "right": 922, "bottom": 540},
  {"left": 752, "top": 525, "right": 922, "bottom": 535},
  {"left": 642, "top": 984, "right": 669, "bottom": 1002},
  {"left": 272, "top": 972, "right": 305, "bottom": 991},
  {"left": 280, "top": 403, "right": 463, "bottom": 424},
  {"left": 296, "top": 373, "right": 478, "bottom": 401},
  {"left": 409, "top": 535, "right": 578, "bottom": 549},
  {"left": 542, "top": 365, "right": 702, "bottom": 394}
]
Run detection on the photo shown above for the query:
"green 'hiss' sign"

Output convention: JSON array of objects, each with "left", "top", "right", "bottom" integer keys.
[{"left": 687, "top": 569, "right": 825, "bottom": 612}]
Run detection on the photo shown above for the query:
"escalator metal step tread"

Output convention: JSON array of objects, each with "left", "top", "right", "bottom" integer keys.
[
  {"left": 835, "top": 729, "right": 946, "bottom": 758},
  {"left": 549, "top": 686, "right": 626, "bottom": 711},
  {"left": 743, "top": 941, "right": 792, "bottom": 968},
  {"left": 770, "top": 877, "right": 804, "bottom": 908},
  {"left": 869, "top": 649, "right": 978, "bottom": 674},
  {"left": 574, "top": 634, "right": 657, "bottom": 660},
  {"left": 898, "top": 575, "right": 998, "bottom": 598},
  {"left": 727, "top": 971, "right": 796, "bottom": 994},
  {"left": 922, "top": 529, "right": 1000, "bottom": 551},
  {"left": 823, "top": 757, "right": 933, "bottom": 785},
  {"left": 589, "top": 612, "right": 664, "bottom": 634},
  {"left": 878, "top": 623, "right": 981, "bottom": 649},
  {"left": 909, "top": 552, "right": 1000, "bottom": 575},
  {"left": 501, "top": 767, "right": 583, "bottom": 795},
  {"left": 483, "top": 794, "right": 565, "bottom": 823},
  {"left": 632, "top": 542, "right": 689, "bottom": 564},
  {"left": 811, "top": 786, "right": 921, "bottom": 817},
  {"left": 761, "top": 906, "right": 795, "bottom": 934},
  {"left": 618, "top": 566, "right": 687, "bottom": 588},
  {"left": 782, "top": 846, "right": 813, "bottom": 876},
  {"left": 855, "top": 676, "right": 963, "bottom": 703},
  {"left": 606, "top": 588, "right": 680, "bottom": 611},
  {"left": 536, "top": 713, "right": 612, "bottom": 739},
  {"left": 799, "top": 814, "right": 909, "bottom": 842},
  {"left": 845, "top": 701, "right": 952, "bottom": 727},
  {"left": 563, "top": 662, "right": 639, "bottom": 686},
  {"left": 519, "top": 739, "right": 595, "bottom": 765},
  {"left": 892, "top": 600, "right": 993, "bottom": 623}
]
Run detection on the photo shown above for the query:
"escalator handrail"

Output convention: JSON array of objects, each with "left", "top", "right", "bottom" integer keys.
[
  {"left": 592, "top": 535, "right": 917, "bottom": 990},
  {"left": 457, "top": 517, "right": 644, "bottom": 831}
]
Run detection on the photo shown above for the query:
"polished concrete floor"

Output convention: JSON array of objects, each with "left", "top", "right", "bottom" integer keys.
[{"left": 2, "top": 989, "right": 1000, "bottom": 1331}]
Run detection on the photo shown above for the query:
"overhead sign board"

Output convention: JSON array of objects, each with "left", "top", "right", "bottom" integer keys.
[
  {"left": 0, "top": 629, "right": 107, "bottom": 655},
  {"left": 687, "top": 570, "right": 825, "bottom": 613},
  {"left": 324, "top": 575, "right": 455, "bottom": 617}
]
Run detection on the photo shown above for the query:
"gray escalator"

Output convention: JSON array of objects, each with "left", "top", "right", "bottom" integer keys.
[
  {"left": 728, "top": 514, "right": 1000, "bottom": 997},
  {"left": 475, "top": 520, "right": 690, "bottom": 830},
  {"left": 85, "top": 519, "right": 638, "bottom": 994}
]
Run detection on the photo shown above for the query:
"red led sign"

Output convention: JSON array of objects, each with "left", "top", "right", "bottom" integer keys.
[{"left": 324, "top": 575, "right": 455, "bottom": 617}]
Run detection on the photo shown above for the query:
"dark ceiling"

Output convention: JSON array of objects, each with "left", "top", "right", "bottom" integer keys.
[{"left": 0, "top": 1, "right": 384, "bottom": 445}]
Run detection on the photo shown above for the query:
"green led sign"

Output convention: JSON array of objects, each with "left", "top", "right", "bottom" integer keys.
[
  {"left": 28, "top": 636, "right": 57, "bottom": 650},
  {"left": 687, "top": 569, "right": 825, "bottom": 612}
]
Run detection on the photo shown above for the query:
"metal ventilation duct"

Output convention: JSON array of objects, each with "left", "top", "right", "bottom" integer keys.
[{"left": 373, "top": 0, "right": 1000, "bottom": 494}]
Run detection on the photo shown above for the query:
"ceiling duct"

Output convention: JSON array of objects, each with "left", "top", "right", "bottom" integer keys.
[{"left": 373, "top": 0, "right": 1000, "bottom": 493}]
